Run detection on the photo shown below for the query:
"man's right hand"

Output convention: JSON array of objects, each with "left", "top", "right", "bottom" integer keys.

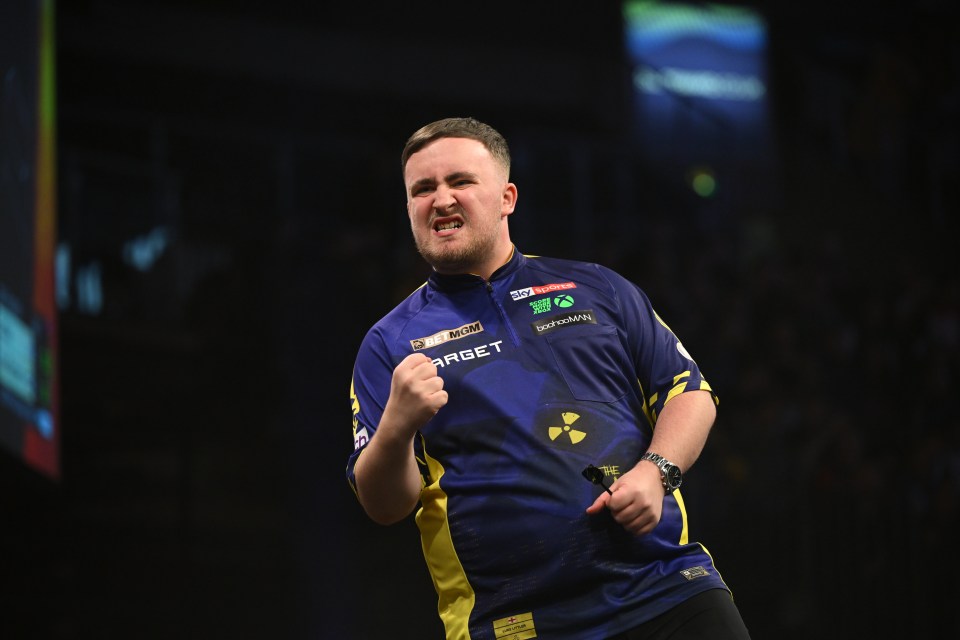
[
  {"left": 355, "top": 354, "right": 447, "bottom": 525},
  {"left": 381, "top": 353, "right": 448, "bottom": 439}
]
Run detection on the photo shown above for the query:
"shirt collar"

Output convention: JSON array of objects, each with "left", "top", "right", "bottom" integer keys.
[{"left": 427, "top": 246, "right": 526, "bottom": 292}]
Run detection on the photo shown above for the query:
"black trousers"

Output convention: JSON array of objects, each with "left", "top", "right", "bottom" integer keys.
[{"left": 607, "top": 589, "right": 751, "bottom": 640}]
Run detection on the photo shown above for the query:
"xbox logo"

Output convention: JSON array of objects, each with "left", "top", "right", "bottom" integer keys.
[{"left": 553, "top": 294, "right": 575, "bottom": 308}]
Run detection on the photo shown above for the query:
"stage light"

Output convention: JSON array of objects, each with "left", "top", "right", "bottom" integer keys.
[{"left": 690, "top": 168, "right": 717, "bottom": 197}]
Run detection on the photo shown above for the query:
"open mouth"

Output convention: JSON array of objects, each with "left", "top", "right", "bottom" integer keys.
[{"left": 433, "top": 219, "right": 463, "bottom": 232}]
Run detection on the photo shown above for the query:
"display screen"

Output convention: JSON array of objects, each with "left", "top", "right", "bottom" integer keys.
[
  {"left": 624, "top": 1, "right": 771, "bottom": 156},
  {"left": 0, "top": 0, "right": 59, "bottom": 479}
]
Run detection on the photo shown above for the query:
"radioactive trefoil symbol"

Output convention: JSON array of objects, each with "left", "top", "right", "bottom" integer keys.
[{"left": 548, "top": 411, "right": 587, "bottom": 444}]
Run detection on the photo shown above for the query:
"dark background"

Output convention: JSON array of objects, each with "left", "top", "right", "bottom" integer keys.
[{"left": 2, "top": 1, "right": 958, "bottom": 638}]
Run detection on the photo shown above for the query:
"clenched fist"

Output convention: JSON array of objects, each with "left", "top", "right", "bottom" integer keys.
[{"left": 381, "top": 353, "right": 448, "bottom": 440}]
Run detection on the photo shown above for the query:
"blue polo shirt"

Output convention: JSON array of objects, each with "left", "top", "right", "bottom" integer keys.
[{"left": 348, "top": 248, "right": 729, "bottom": 640}]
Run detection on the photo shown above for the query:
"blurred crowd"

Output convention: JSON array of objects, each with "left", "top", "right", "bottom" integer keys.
[{"left": 609, "top": 197, "right": 958, "bottom": 636}]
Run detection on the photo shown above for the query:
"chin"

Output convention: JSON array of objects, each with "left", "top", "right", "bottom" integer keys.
[
  {"left": 420, "top": 249, "right": 473, "bottom": 273},
  {"left": 427, "top": 256, "right": 471, "bottom": 274}
]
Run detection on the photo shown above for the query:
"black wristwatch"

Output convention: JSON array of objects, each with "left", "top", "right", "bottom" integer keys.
[{"left": 640, "top": 452, "right": 683, "bottom": 493}]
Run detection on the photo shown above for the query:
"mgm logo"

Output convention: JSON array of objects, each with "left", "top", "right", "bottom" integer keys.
[{"left": 410, "top": 321, "right": 484, "bottom": 351}]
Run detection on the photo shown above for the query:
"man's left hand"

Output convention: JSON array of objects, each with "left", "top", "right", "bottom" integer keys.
[{"left": 585, "top": 461, "right": 666, "bottom": 536}]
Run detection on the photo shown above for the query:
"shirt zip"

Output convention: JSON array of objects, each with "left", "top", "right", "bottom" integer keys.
[{"left": 485, "top": 281, "right": 521, "bottom": 347}]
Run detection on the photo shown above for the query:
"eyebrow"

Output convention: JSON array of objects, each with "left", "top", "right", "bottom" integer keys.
[{"left": 410, "top": 171, "right": 479, "bottom": 192}]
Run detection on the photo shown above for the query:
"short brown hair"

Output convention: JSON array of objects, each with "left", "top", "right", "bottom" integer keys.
[{"left": 401, "top": 117, "right": 511, "bottom": 177}]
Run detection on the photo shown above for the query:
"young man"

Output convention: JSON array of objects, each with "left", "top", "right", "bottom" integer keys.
[{"left": 347, "top": 117, "right": 750, "bottom": 639}]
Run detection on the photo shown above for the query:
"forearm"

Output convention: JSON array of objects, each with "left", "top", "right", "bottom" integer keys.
[
  {"left": 353, "top": 353, "right": 448, "bottom": 525},
  {"left": 354, "top": 423, "right": 423, "bottom": 525},
  {"left": 588, "top": 389, "right": 717, "bottom": 534},
  {"left": 645, "top": 389, "right": 717, "bottom": 472}
]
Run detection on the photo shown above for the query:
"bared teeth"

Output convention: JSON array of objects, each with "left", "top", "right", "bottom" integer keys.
[{"left": 436, "top": 221, "right": 463, "bottom": 231}]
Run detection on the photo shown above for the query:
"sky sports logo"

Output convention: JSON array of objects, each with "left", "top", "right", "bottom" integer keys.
[
  {"left": 530, "top": 310, "right": 597, "bottom": 335},
  {"left": 510, "top": 281, "right": 576, "bottom": 301}
]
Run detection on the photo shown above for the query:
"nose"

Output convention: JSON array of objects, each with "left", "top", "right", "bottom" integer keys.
[{"left": 432, "top": 184, "right": 456, "bottom": 212}]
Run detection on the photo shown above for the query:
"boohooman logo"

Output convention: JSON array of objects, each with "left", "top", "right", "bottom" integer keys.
[{"left": 530, "top": 310, "right": 596, "bottom": 335}]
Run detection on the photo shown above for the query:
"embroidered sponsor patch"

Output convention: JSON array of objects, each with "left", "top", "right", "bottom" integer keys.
[
  {"left": 410, "top": 321, "right": 484, "bottom": 350},
  {"left": 529, "top": 294, "right": 576, "bottom": 315},
  {"left": 353, "top": 427, "right": 369, "bottom": 451},
  {"left": 680, "top": 566, "right": 710, "bottom": 580},
  {"left": 529, "top": 297, "right": 552, "bottom": 314},
  {"left": 493, "top": 612, "right": 537, "bottom": 639},
  {"left": 530, "top": 310, "right": 596, "bottom": 335},
  {"left": 510, "top": 281, "right": 576, "bottom": 301}
]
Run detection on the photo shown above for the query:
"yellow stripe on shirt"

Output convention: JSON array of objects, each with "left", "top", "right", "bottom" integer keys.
[{"left": 416, "top": 449, "right": 476, "bottom": 640}]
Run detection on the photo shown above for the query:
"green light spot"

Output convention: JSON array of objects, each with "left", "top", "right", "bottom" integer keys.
[{"left": 692, "top": 172, "right": 716, "bottom": 197}]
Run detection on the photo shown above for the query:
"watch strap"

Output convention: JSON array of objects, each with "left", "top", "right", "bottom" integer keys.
[{"left": 640, "top": 452, "right": 682, "bottom": 492}]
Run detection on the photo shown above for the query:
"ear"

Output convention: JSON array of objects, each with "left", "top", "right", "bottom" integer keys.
[{"left": 501, "top": 182, "right": 518, "bottom": 216}]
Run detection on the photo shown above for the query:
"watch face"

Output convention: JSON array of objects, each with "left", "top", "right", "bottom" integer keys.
[{"left": 665, "top": 465, "right": 682, "bottom": 489}]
